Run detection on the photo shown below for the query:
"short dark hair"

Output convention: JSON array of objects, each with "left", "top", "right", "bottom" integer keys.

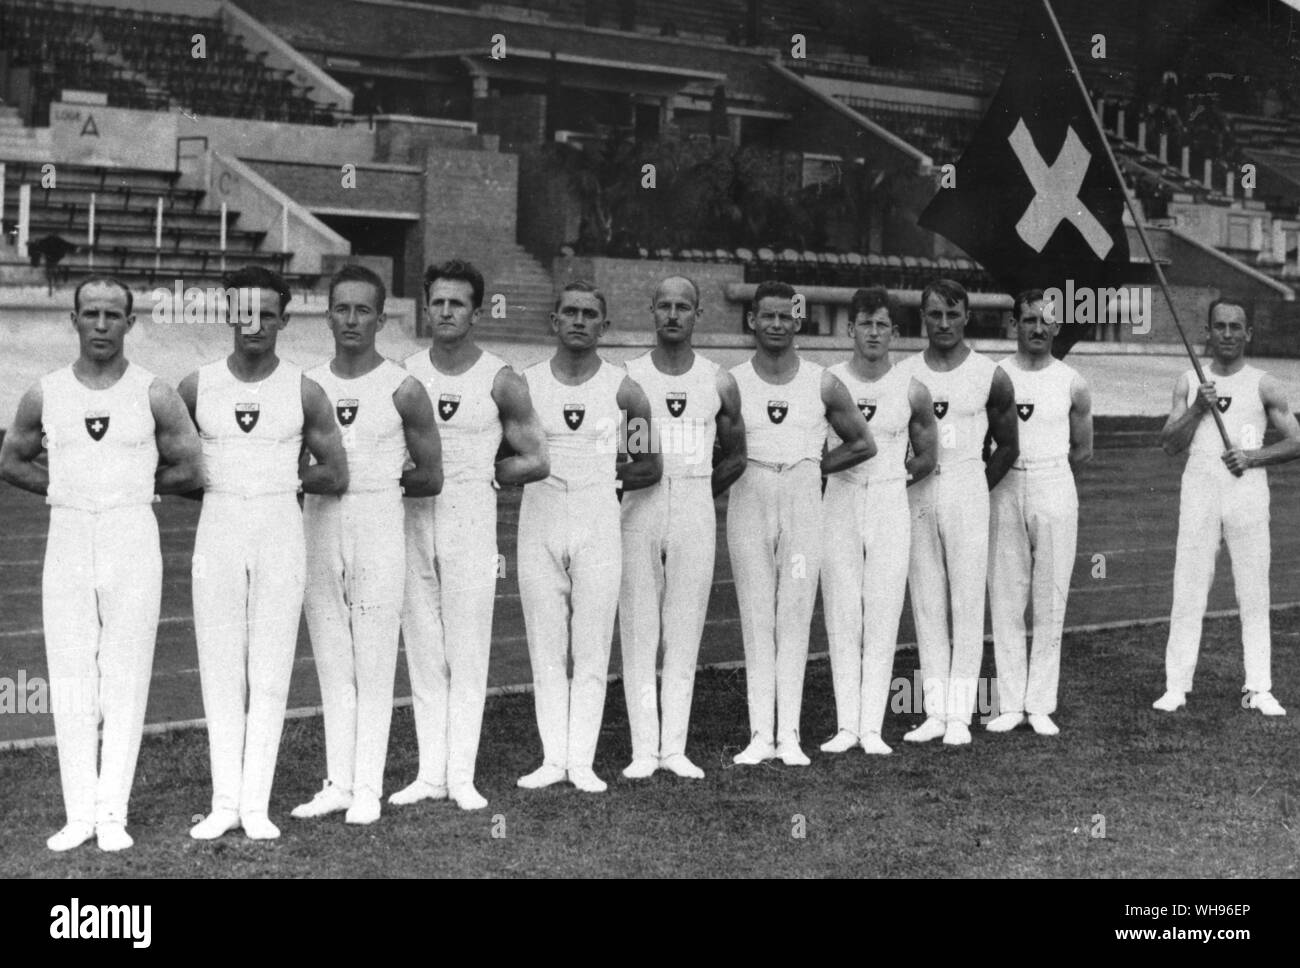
[
  {"left": 74, "top": 276, "right": 133, "bottom": 316},
  {"left": 424, "top": 259, "right": 485, "bottom": 309},
  {"left": 329, "top": 263, "right": 386, "bottom": 314},
  {"left": 1012, "top": 288, "right": 1046, "bottom": 320},
  {"left": 920, "top": 278, "right": 969, "bottom": 314},
  {"left": 223, "top": 266, "right": 291, "bottom": 314},
  {"left": 850, "top": 286, "right": 893, "bottom": 321},
  {"left": 752, "top": 279, "right": 796, "bottom": 306},
  {"left": 1207, "top": 296, "right": 1249, "bottom": 326},
  {"left": 654, "top": 275, "right": 700, "bottom": 309},
  {"left": 554, "top": 280, "right": 607, "bottom": 317}
]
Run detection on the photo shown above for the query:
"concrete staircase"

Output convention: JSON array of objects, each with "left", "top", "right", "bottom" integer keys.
[
  {"left": 0, "top": 107, "right": 51, "bottom": 163},
  {"left": 485, "top": 244, "right": 555, "bottom": 340}
]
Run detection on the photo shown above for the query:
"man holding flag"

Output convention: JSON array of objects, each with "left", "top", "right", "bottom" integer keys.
[{"left": 1153, "top": 299, "right": 1300, "bottom": 716}]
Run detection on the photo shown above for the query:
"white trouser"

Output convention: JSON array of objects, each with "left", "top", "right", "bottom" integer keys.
[
  {"left": 619, "top": 475, "right": 715, "bottom": 761},
  {"left": 304, "top": 489, "right": 406, "bottom": 799},
  {"left": 1165, "top": 458, "right": 1272, "bottom": 693},
  {"left": 193, "top": 492, "right": 306, "bottom": 816},
  {"left": 726, "top": 460, "right": 823, "bottom": 743},
  {"left": 907, "top": 463, "right": 991, "bottom": 725},
  {"left": 821, "top": 475, "right": 910, "bottom": 737},
  {"left": 402, "top": 481, "right": 497, "bottom": 789},
  {"left": 517, "top": 480, "right": 622, "bottom": 771},
  {"left": 987, "top": 465, "right": 1078, "bottom": 716},
  {"left": 43, "top": 505, "right": 161, "bottom": 827}
]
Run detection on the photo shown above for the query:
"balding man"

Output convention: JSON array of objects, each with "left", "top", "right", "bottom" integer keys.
[
  {"left": 1, "top": 277, "right": 202, "bottom": 852},
  {"left": 619, "top": 276, "right": 746, "bottom": 780}
]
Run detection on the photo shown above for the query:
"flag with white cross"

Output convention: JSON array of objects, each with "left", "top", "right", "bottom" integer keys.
[{"left": 917, "top": 0, "right": 1130, "bottom": 315}]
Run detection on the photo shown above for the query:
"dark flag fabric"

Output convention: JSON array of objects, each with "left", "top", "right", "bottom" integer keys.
[{"left": 917, "top": 0, "right": 1131, "bottom": 355}]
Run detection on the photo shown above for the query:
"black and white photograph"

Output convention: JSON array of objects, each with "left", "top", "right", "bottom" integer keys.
[{"left": 0, "top": 0, "right": 1297, "bottom": 912}]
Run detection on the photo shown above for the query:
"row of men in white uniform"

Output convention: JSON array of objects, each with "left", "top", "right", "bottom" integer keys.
[{"left": 3, "top": 264, "right": 1293, "bottom": 856}]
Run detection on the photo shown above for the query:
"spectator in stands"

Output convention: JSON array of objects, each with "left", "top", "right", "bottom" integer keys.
[{"left": 28, "top": 234, "right": 77, "bottom": 296}]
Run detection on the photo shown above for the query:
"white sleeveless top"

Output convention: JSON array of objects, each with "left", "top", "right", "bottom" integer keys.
[
  {"left": 828, "top": 360, "right": 911, "bottom": 484},
  {"left": 1188, "top": 364, "right": 1268, "bottom": 458},
  {"left": 732, "top": 358, "right": 828, "bottom": 466},
  {"left": 625, "top": 351, "right": 719, "bottom": 479},
  {"left": 998, "top": 356, "right": 1077, "bottom": 466},
  {"left": 196, "top": 358, "right": 304, "bottom": 498},
  {"left": 405, "top": 348, "right": 506, "bottom": 487},
  {"left": 308, "top": 359, "right": 410, "bottom": 493},
  {"left": 903, "top": 349, "right": 997, "bottom": 469},
  {"left": 42, "top": 362, "right": 158, "bottom": 512},
  {"left": 523, "top": 358, "right": 624, "bottom": 487}
]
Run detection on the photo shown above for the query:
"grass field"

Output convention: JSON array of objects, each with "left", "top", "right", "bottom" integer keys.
[{"left": 2, "top": 608, "right": 1297, "bottom": 878}]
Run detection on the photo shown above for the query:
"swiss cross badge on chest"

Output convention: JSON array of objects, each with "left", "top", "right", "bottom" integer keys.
[
  {"left": 235, "top": 403, "right": 260, "bottom": 432},
  {"left": 84, "top": 411, "right": 110, "bottom": 440}
]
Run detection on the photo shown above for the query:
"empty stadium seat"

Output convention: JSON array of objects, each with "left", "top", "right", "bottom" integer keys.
[{"left": 0, "top": 0, "right": 333, "bottom": 125}]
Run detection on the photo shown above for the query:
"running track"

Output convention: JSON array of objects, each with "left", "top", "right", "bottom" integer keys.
[{"left": 2, "top": 440, "right": 1298, "bottom": 745}]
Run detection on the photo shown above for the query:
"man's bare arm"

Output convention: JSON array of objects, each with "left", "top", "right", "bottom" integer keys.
[
  {"left": 174, "top": 371, "right": 207, "bottom": 500},
  {"left": 0, "top": 384, "right": 48, "bottom": 495},
  {"left": 150, "top": 378, "right": 204, "bottom": 494},
  {"left": 712, "top": 368, "right": 747, "bottom": 496},
  {"left": 1161, "top": 371, "right": 1209, "bottom": 457},
  {"left": 906, "top": 377, "right": 938, "bottom": 486},
  {"left": 300, "top": 376, "right": 349, "bottom": 495},
  {"left": 395, "top": 376, "right": 443, "bottom": 497},
  {"left": 1222, "top": 373, "right": 1300, "bottom": 474},
  {"left": 617, "top": 376, "right": 662, "bottom": 492},
  {"left": 493, "top": 367, "right": 550, "bottom": 486},
  {"left": 985, "top": 367, "right": 1020, "bottom": 490},
  {"left": 1068, "top": 373, "right": 1094, "bottom": 469},
  {"left": 821, "top": 372, "right": 876, "bottom": 475}
]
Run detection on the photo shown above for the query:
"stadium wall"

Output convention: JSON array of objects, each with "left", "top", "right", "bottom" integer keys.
[
  {"left": 49, "top": 101, "right": 377, "bottom": 172},
  {"left": 373, "top": 116, "right": 498, "bottom": 163},
  {"left": 420, "top": 149, "right": 519, "bottom": 288},
  {"left": 243, "top": 159, "right": 424, "bottom": 215},
  {"left": 178, "top": 114, "right": 376, "bottom": 166}
]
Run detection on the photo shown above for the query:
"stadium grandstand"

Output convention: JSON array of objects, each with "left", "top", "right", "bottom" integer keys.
[{"left": 1, "top": 0, "right": 1299, "bottom": 399}]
